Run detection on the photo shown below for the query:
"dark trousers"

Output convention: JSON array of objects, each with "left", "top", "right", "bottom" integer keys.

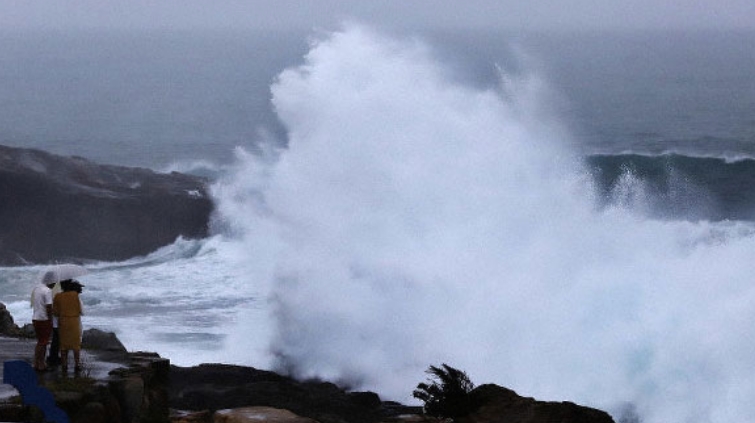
[{"left": 46, "top": 328, "right": 61, "bottom": 366}]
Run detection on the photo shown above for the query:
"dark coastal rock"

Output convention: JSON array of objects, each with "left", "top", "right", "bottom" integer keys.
[
  {"left": 168, "top": 364, "right": 618, "bottom": 423},
  {"left": 0, "top": 144, "right": 212, "bottom": 265},
  {"left": 458, "top": 384, "right": 615, "bottom": 423},
  {"left": 54, "top": 352, "right": 169, "bottom": 423},
  {"left": 0, "top": 302, "right": 21, "bottom": 336},
  {"left": 18, "top": 323, "right": 36, "bottom": 339},
  {"left": 168, "top": 364, "right": 418, "bottom": 423},
  {"left": 82, "top": 328, "right": 130, "bottom": 363}
]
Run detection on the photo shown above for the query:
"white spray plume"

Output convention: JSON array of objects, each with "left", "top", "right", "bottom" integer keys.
[{"left": 212, "top": 24, "right": 755, "bottom": 423}]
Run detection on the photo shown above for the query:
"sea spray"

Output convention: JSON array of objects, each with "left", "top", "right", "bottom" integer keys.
[
  {"left": 263, "top": 23, "right": 590, "bottom": 393},
  {"left": 207, "top": 24, "right": 755, "bottom": 423}
]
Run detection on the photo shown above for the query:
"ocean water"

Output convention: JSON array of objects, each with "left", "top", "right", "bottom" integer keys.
[{"left": 2, "top": 25, "right": 755, "bottom": 423}]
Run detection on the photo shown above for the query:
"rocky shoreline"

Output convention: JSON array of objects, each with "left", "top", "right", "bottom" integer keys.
[{"left": 1, "top": 303, "right": 616, "bottom": 423}]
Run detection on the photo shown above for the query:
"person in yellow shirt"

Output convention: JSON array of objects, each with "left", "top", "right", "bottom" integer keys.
[{"left": 52, "top": 279, "right": 84, "bottom": 373}]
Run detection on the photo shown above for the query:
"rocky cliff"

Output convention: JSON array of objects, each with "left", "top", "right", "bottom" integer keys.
[{"left": 0, "top": 144, "right": 212, "bottom": 265}]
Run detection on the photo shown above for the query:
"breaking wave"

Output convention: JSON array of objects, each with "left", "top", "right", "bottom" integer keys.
[{"left": 208, "top": 24, "right": 755, "bottom": 423}]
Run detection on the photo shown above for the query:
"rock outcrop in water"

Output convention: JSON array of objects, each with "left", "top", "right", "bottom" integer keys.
[
  {"left": 0, "top": 302, "right": 21, "bottom": 337},
  {"left": 0, "top": 144, "right": 212, "bottom": 265}
]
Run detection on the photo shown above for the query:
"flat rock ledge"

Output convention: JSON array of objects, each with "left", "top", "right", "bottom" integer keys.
[{"left": 0, "top": 303, "right": 615, "bottom": 423}]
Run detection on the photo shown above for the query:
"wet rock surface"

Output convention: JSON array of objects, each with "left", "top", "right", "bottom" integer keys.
[{"left": 1, "top": 334, "right": 168, "bottom": 423}]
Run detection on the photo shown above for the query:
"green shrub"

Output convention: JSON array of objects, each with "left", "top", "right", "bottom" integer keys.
[{"left": 412, "top": 364, "right": 475, "bottom": 419}]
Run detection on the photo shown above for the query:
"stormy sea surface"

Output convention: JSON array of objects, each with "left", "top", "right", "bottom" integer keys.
[{"left": 2, "top": 25, "right": 755, "bottom": 423}]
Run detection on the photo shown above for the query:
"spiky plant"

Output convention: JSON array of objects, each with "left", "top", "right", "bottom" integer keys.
[{"left": 412, "top": 363, "right": 475, "bottom": 419}]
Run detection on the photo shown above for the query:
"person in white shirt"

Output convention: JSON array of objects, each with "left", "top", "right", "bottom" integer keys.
[{"left": 30, "top": 281, "right": 54, "bottom": 371}]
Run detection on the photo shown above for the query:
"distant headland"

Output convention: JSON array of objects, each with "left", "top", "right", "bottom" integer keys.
[{"left": 0, "top": 144, "right": 212, "bottom": 266}]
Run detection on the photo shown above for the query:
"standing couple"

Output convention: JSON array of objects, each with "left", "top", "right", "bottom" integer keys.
[{"left": 30, "top": 275, "right": 85, "bottom": 373}]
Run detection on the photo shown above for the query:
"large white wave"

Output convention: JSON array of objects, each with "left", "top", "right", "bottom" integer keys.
[{"left": 212, "top": 24, "right": 755, "bottom": 423}]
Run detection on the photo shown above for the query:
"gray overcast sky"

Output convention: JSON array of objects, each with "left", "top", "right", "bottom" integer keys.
[{"left": 2, "top": 0, "right": 755, "bottom": 32}]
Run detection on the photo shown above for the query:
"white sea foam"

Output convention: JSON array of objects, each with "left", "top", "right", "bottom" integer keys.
[{"left": 207, "top": 24, "right": 755, "bottom": 422}]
